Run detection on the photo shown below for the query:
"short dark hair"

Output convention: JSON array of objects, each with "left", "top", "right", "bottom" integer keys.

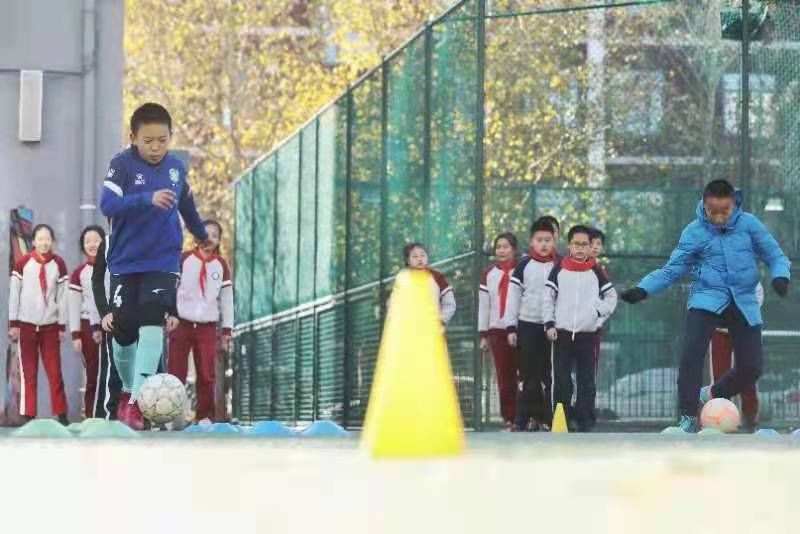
[
  {"left": 568, "top": 225, "right": 592, "bottom": 242},
  {"left": 130, "top": 103, "right": 172, "bottom": 135},
  {"left": 493, "top": 232, "right": 518, "bottom": 252},
  {"left": 589, "top": 228, "right": 605, "bottom": 244},
  {"left": 537, "top": 215, "right": 560, "bottom": 232},
  {"left": 403, "top": 242, "right": 427, "bottom": 265},
  {"left": 703, "top": 179, "right": 735, "bottom": 199},
  {"left": 79, "top": 225, "right": 106, "bottom": 255},
  {"left": 530, "top": 219, "right": 555, "bottom": 237},
  {"left": 32, "top": 224, "right": 55, "bottom": 241}
]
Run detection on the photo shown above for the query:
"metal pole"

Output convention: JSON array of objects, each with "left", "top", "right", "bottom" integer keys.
[
  {"left": 472, "top": 0, "right": 487, "bottom": 431},
  {"left": 741, "top": 0, "right": 752, "bottom": 202},
  {"left": 312, "top": 119, "right": 321, "bottom": 421},
  {"left": 342, "top": 90, "right": 354, "bottom": 428},
  {"left": 294, "top": 132, "right": 303, "bottom": 425},
  {"left": 423, "top": 22, "right": 433, "bottom": 247},
  {"left": 248, "top": 173, "right": 256, "bottom": 424},
  {"left": 269, "top": 156, "right": 279, "bottom": 421},
  {"left": 379, "top": 60, "right": 390, "bottom": 321}
]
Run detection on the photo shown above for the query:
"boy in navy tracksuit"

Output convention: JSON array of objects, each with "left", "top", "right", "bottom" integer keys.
[
  {"left": 544, "top": 225, "right": 617, "bottom": 432},
  {"left": 100, "top": 103, "right": 208, "bottom": 429}
]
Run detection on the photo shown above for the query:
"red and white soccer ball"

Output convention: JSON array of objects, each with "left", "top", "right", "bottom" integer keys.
[
  {"left": 700, "top": 398, "right": 741, "bottom": 433},
  {"left": 136, "top": 373, "right": 187, "bottom": 424}
]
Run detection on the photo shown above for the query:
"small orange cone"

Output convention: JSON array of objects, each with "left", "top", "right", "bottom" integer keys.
[{"left": 551, "top": 403, "right": 569, "bottom": 433}]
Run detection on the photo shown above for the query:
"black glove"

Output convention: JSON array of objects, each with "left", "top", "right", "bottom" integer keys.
[
  {"left": 620, "top": 287, "right": 648, "bottom": 304},
  {"left": 772, "top": 277, "right": 790, "bottom": 298}
]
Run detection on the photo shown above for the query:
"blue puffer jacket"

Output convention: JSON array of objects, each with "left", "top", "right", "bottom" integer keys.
[{"left": 638, "top": 191, "right": 790, "bottom": 326}]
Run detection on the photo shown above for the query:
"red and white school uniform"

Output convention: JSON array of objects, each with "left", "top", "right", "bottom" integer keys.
[
  {"left": 168, "top": 249, "right": 234, "bottom": 421},
  {"left": 479, "top": 260, "right": 518, "bottom": 424},
  {"left": 69, "top": 257, "right": 101, "bottom": 417},
  {"left": 428, "top": 268, "right": 456, "bottom": 325},
  {"left": 8, "top": 252, "right": 69, "bottom": 417}
]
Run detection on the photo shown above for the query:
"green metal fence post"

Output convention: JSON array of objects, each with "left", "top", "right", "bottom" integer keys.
[
  {"left": 741, "top": 0, "right": 752, "bottom": 203},
  {"left": 343, "top": 89, "right": 354, "bottom": 428},
  {"left": 423, "top": 22, "right": 433, "bottom": 248},
  {"left": 379, "top": 59, "right": 390, "bottom": 318},
  {"left": 270, "top": 155, "right": 279, "bottom": 421},
  {"left": 294, "top": 131, "right": 304, "bottom": 425},
  {"left": 248, "top": 173, "right": 256, "bottom": 424},
  {"left": 312, "top": 118, "right": 321, "bottom": 421},
  {"left": 472, "top": 0, "right": 487, "bottom": 431}
]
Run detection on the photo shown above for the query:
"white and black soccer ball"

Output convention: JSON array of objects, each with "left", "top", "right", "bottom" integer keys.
[{"left": 136, "top": 373, "right": 187, "bottom": 424}]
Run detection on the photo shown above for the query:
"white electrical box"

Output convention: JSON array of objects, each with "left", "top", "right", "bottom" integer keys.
[{"left": 18, "top": 70, "right": 43, "bottom": 142}]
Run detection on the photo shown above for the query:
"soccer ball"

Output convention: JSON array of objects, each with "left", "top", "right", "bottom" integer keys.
[
  {"left": 700, "top": 397, "right": 741, "bottom": 433},
  {"left": 136, "top": 373, "right": 187, "bottom": 424}
]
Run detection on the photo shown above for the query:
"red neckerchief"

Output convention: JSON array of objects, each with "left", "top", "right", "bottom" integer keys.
[
  {"left": 86, "top": 255, "right": 96, "bottom": 266},
  {"left": 529, "top": 249, "right": 556, "bottom": 263},
  {"left": 561, "top": 255, "right": 596, "bottom": 272},
  {"left": 32, "top": 251, "right": 54, "bottom": 304},
  {"left": 193, "top": 248, "right": 219, "bottom": 297},
  {"left": 496, "top": 260, "right": 516, "bottom": 318}
]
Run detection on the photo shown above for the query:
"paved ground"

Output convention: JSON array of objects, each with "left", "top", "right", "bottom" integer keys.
[{"left": 1, "top": 429, "right": 799, "bottom": 533}]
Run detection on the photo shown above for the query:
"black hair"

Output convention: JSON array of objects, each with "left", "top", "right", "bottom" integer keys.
[
  {"left": 403, "top": 242, "right": 427, "bottom": 266},
  {"left": 589, "top": 228, "right": 605, "bottom": 244},
  {"left": 567, "top": 225, "right": 592, "bottom": 242},
  {"left": 537, "top": 215, "right": 560, "bottom": 232},
  {"left": 79, "top": 225, "right": 106, "bottom": 255},
  {"left": 703, "top": 179, "right": 735, "bottom": 199},
  {"left": 130, "top": 103, "right": 173, "bottom": 135},
  {"left": 529, "top": 219, "right": 555, "bottom": 237},
  {"left": 32, "top": 224, "right": 55, "bottom": 241},
  {"left": 493, "top": 232, "right": 518, "bottom": 252}
]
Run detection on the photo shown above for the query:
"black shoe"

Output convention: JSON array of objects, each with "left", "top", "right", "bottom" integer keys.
[{"left": 57, "top": 414, "right": 69, "bottom": 426}]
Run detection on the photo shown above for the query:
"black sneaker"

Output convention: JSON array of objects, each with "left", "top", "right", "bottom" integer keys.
[{"left": 57, "top": 414, "right": 69, "bottom": 426}]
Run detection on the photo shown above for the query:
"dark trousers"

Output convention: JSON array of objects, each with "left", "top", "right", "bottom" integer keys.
[
  {"left": 553, "top": 331, "right": 596, "bottom": 431},
  {"left": 94, "top": 331, "right": 122, "bottom": 419},
  {"left": 709, "top": 331, "right": 759, "bottom": 424},
  {"left": 515, "top": 321, "right": 552, "bottom": 428},
  {"left": 679, "top": 305, "right": 762, "bottom": 416}
]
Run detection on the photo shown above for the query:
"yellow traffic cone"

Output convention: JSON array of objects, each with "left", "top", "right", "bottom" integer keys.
[
  {"left": 361, "top": 268, "right": 465, "bottom": 458},
  {"left": 551, "top": 402, "right": 569, "bottom": 433}
]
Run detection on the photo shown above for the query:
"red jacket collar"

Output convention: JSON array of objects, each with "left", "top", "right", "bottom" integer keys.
[{"left": 528, "top": 249, "right": 556, "bottom": 263}]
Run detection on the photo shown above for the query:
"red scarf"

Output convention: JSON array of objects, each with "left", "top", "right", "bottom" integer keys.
[
  {"left": 32, "top": 251, "right": 54, "bottom": 304},
  {"left": 528, "top": 249, "right": 556, "bottom": 264},
  {"left": 194, "top": 249, "right": 218, "bottom": 297},
  {"left": 86, "top": 255, "right": 96, "bottom": 266},
  {"left": 496, "top": 260, "right": 516, "bottom": 318},
  {"left": 561, "top": 255, "right": 596, "bottom": 272}
]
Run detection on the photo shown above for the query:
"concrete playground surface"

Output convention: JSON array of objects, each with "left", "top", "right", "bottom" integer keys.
[{"left": 0, "top": 430, "right": 797, "bottom": 534}]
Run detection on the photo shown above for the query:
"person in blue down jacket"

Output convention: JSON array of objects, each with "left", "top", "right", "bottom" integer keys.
[{"left": 620, "top": 179, "right": 790, "bottom": 433}]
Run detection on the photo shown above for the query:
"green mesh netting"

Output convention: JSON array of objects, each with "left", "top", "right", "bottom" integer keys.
[{"left": 233, "top": 0, "right": 800, "bottom": 427}]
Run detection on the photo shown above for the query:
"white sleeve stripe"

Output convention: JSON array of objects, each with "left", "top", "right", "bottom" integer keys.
[
  {"left": 69, "top": 284, "right": 83, "bottom": 292},
  {"left": 510, "top": 278, "right": 521, "bottom": 287},
  {"left": 545, "top": 280, "right": 559, "bottom": 291},
  {"left": 104, "top": 181, "right": 123, "bottom": 197},
  {"left": 11, "top": 272, "right": 22, "bottom": 280},
  {"left": 221, "top": 281, "right": 233, "bottom": 288},
  {"left": 440, "top": 286, "right": 453, "bottom": 297}
]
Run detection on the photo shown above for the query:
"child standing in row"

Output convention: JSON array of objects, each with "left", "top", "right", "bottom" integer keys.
[
  {"left": 7, "top": 224, "right": 70, "bottom": 424},
  {"left": 168, "top": 220, "right": 234, "bottom": 422},
  {"left": 479, "top": 232, "right": 519, "bottom": 430},
  {"left": 544, "top": 225, "right": 617, "bottom": 432},
  {"left": 69, "top": 226, "right": 105, "bottom": 417},
  {"left": 403, "top": 243, "right": 456, "bottom": 325},
  {"left": 504, "top": 219, "right": 558, "bottom": 431},
  {"left": 589, "top": 228, "right": 609, "bottom": 376}
]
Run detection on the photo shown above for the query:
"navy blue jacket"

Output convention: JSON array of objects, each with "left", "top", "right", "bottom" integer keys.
[{"left": 100, "top": 146, "right": 208, "bottom": 275}]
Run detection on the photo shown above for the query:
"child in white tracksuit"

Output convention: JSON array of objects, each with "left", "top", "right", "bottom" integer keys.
[{"left": 544, "top": 225, "right": 617, "bottom": 432}]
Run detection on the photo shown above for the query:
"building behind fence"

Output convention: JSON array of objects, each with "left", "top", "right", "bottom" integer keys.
[{"left": 232, "top": 0, "right": 800, "bottom": 428}]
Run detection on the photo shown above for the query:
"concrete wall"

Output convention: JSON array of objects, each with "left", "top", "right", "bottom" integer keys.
[{"left": 0, "top": 0, "right": 124, "bottom": 420}]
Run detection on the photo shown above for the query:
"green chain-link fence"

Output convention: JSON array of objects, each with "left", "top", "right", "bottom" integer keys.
[{"left": 233, "top": 0, "right": 800, "bottom": 428}]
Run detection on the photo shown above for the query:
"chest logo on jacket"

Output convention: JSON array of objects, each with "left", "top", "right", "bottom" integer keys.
[
  {"left": 135, "top": 173, "right": 145, "bottom": 185},
  {"left": 169, "top": 168, "right": 180, "bottom": 184}
]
